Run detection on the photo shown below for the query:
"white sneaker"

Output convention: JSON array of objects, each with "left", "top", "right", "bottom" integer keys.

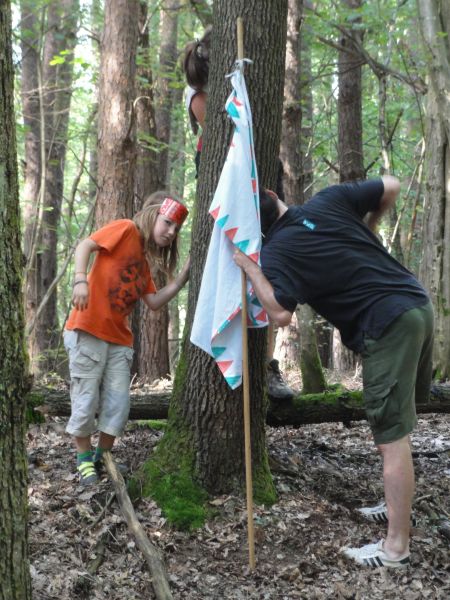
[
  {"left": 342, "top": 539, "right": 410, "bottom": 569},
  {"left": 357, "top": 501, "right": 417, "bottom": 526}
]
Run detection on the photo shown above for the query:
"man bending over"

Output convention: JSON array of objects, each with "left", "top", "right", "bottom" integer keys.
[{"left": 234, "top": 177, "right": 433, "bottom": 569}]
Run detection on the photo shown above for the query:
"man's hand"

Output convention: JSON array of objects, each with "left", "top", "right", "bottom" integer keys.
[{"left": 233, "top": 248, "right": 258, "bottom": 274}]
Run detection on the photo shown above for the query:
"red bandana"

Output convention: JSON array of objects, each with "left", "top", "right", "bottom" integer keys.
[{"left": 159, "top": 197, "right": 189, "bottom": 226}]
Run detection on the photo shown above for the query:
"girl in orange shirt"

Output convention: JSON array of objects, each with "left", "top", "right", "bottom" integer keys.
[{"left": 64, "top": 191, "right": 189, "bottom": 485}]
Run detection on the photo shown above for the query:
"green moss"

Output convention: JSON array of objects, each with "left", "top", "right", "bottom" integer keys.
[
  {"left": 129, "top": 356, "right": 209, "bottom": 530},
  {"left": 252, "top": 456, "right": 277, "bottom": 506},
  {"left": 25, "top": 392, "right": 46, "bottom": 425},
  {"left": 133, "top": 419, "right": 167, "bottom": 431},
  {"left": 292, "top": 388, "right": 362, "bottom": 407}
]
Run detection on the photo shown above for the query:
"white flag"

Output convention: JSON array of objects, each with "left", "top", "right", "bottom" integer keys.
[{"left": 190, "top": 67, "right": 269, "bottom": 389}]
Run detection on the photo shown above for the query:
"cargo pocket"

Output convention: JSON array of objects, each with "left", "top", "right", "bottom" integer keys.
[
  {"left": 72, "top": 345, "right": 101, "bottom": 376},
  {"left": 363, "top": 380, "right": 398, "bottom": 428},
  {"left": 125, "top": 347, "right": 134, "bottom": 366}
]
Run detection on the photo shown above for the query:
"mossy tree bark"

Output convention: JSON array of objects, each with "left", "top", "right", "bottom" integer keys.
[
  {"left": 277, "top": 0, "right": 326, "bottom": 392},
  {"left": 146, "top": 0, "right": 288, "bottom": 504},
  {"left": 417, "top": 0, "right": 450, "bottom": 380},
  {"left": 0, "top": 2, "right": 32, "bottom": 596}
]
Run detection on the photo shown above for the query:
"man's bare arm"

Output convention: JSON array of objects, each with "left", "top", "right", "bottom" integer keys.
[
  {"left": 233, "top": 250, "right": 293, "bottom": 327},
  {"left": 366, "top": 175, "right": 401, "bottom": 232}
]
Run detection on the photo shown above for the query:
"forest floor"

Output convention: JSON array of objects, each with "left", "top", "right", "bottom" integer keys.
[{"left": 28, "top": 373, "right": 450, "bottom": 599}]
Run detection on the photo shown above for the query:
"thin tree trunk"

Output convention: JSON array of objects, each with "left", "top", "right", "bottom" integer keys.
[
  {"left": 34, "top": 0, "right": 79, "bottom": 367},
  {"left": 0, "top": 3, "right": 32, "bottom": 596},
  {"left": 95, "top": 0, "right": 139, "bottom": 225},
  {"left": 155, "top": 0, "right": 179, "bottom": 187},
  {"left": 276, "top": 0, "right": 325, "bottom": 392},
  {"left": 132, "top": 0, "right": 170, "bottom": 382},
  {"left": 417, "top": 0, "right": 450, "bottom": 380},
  {"left": 21, "top": 0, "right": 42, "bottom": 372},
  {"left": 334, "top": 0, "right": 364, "bottom": 373}
]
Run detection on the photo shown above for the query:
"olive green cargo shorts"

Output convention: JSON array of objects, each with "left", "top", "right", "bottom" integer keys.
[{"left": 361, "top": 301, "right": 434, "bottom": 445}]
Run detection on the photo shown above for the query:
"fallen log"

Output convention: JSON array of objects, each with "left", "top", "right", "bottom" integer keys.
[{"left": 31, "top": 383, "right": 450, "bottom": 427}]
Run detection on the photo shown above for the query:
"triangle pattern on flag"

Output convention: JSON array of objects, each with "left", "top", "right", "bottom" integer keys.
[
  {"left": 216, "top": 214, "right": 229, "bottom": 228},
  {"left": 235, "top": 239, "right": 249, "bottom": 253},
  {"left": 217, "top": 360, "right": 233, "bottom": 374},
  {"left": 255, "top": 308, "right": 267, "bottom": 321},
  {"left": 212, "top": 346, "right": 226, "bottom": 359},
  {"left": 248, "top": 251, "right": 259, "bottom": 263},
  {"left": 225, "top": 227, "right": 238, "bottom": 241},
  {"left": 225, "top": 375, "right": 241, "bottom": 387},
  {"left": 227, "top": 102, "right": 239, "bottom": 118},
  {"left": 210, "top": 205, "right": 221, "bottom": 220}
]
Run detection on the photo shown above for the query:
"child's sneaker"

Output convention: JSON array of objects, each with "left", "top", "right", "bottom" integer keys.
[
  {"left": 341, "top": 539, "right": 410, "bottom": 569},
  {"left": 357, "top": 501, "right": 417, "bottom": 526},
  {"left": 77, "top": 458, "right": 98, "bottom": 486}
]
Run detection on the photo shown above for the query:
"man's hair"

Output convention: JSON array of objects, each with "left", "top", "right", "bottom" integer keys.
[{"left": 259, "top": 187, "right": 280, "bottom": 237}]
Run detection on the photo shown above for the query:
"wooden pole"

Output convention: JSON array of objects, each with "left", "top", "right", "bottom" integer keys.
[{"left": 237, "top": 15, "right": 256, "bottom": 572}]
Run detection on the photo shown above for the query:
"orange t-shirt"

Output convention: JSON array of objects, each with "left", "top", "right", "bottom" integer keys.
[{"left": 66, "top": 220, "right": 157, "bottom": 347}]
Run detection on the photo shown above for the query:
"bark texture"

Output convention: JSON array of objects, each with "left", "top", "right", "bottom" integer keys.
[
  {"left": 276, "top": 0, "right": 325, "bottom": 392},
  {"left": 417, "top": 0, "right": 450, "bottom": 379},
  {"left": 0, "top": 3, "right": 32, "bottom": 596},
  {"left": 154, "top": 0, "right": 179, "bottom": 187},
  {"left": 334, "top": 0, "right": 364, "bottom": 373},
  {"left": 151, "top": 0, "right": 288, "bottom": 498},
  {"left": 95, "top": 0, "right": 139, "bottom": 225},
  {"left": 22, "top": 0, "right": 79, "bottom": 372},
  {"left": 132, "top": 1, "right": 170, "bottom": 382}
]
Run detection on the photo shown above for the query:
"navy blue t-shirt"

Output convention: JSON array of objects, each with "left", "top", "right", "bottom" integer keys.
[{"left": 260, "top": 179, "right": 429, "bottom": 352}]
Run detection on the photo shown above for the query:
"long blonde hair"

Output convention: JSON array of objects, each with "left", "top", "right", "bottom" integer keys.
[{"left": 133, "top": 191, "right": 183, "bottom": 276}]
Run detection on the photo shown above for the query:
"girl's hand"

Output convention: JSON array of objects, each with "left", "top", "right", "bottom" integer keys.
[
  {"left": 178, "top": 255, "right": 190, "bottom": 287},
  {"left": 72, "top": 281, "right": 89, "bottom": 311}
]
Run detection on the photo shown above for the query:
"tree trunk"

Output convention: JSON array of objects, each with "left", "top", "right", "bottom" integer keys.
[
  {"left": 0, "top": 3, "right": 32, "bottom": 596},
  {"left": 276, "top": 0, "right": 325, "bottom": 393},
  {"left": 334, "top": 0, "right": 364, "bottom": 373},
  {"left": 37, "top": 0, "right": 79, "bottom": 368},
  {"left": 22, "top": 0, "right": 79, "bottom": 373},
  {"left": 21, "top": 0, "right": 42, "bottom": 372},
  {"left": 36, "top": 382, "right": 450, "bottom": 426},
  {"left": 417, "top": 0, "right": 450, "bottom": 380},
  {"left": 95, "top": 0, "right": 139, "bottom": 225},
  {"left": 155, "top": 0, "right": 179, "bottom": 187},
  {"left": 132, "top": 1, "right": 170, "bottom": 382},
  {"left": 145, "top": 0, "right": 288, "bottom": 503}
]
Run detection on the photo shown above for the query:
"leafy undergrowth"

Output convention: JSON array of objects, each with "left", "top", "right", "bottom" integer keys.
[{"left": 28, "top": 411, "right": 449, "bottom": 599}]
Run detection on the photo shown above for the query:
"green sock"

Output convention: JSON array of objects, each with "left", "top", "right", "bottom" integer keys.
[
  {"left": 94, "top": 447, "right": 106, "bottom": 463},
  {"left": 77, "top": 450, "right": 93, "bottom": 463}
]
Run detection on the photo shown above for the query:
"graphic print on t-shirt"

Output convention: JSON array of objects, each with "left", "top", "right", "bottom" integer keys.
[{"left": 108, "top": 258, "right": 147, "bottom": 315}]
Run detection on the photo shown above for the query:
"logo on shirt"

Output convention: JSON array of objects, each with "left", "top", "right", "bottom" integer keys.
[
  {"left": 109, "top": 260, "right": 146, "bottom": 315},
  {"left": 302, "top": 218, "right": 316, "bottom": 230}
]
